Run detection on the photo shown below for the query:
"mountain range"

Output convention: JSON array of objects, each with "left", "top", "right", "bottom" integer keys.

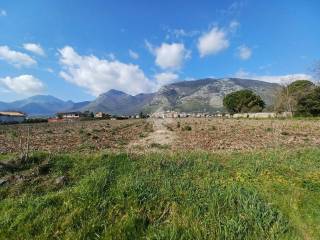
[{"left": 0, "top": 78, "right": 280, "bottom": 116}]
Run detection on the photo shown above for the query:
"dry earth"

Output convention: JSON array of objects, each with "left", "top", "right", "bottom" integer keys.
[
  {"left": 0, "top": 119, "right": 151, "bottom": 154},
  {"left": 1, "top": 118, "right": 320, "bottom": 155},
  {"left": 172, "top": 118, "right": 320, "bottom": 151},
  {"left": 128, "top": 118, "right": 175, "bottom": 152}
]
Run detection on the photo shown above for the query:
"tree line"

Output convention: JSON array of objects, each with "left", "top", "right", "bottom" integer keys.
[{"left": 223, "top": 80, "right": 320, "bottom": 117}]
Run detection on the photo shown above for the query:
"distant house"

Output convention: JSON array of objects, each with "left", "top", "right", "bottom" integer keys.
[
  {"left": 95, "top": 112, "right": 111, "bottom": 119},
  {"left": 0, "top": 111, "right": 26, "bottom": 123},
  {"left": 95, "top": 112, "right": 104, "bottom": 118},
  {"left": 151, "top": 111, "right": 190, "bottom": 119},
  {"left": 232, "top": 112, "right": 293, "bottom": 119},
  {"left": 58, "top": 112, "right": 82, "bottom": 119}
]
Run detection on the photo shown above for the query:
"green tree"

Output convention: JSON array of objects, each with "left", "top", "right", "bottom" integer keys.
[
  {"left": 287, "top": 80, "right": 315, "bottom": 94},
  {"left": 274, "top": 80, "right": 315, "bottom": 113},
  {"left": 296, "top": 87, "right": 320, "bottom": 116},
  {"left": 223, "top": 90, "right": 265, "bottom": 114}
]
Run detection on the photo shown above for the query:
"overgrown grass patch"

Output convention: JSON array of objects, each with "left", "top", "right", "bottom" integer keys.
[{"left": 0, "top": 148, "right": 319, "bottom": 239}]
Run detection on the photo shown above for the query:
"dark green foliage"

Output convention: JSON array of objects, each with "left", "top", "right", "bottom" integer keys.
[
  {"left": 277, "top": 80, "right": 320, "bottom": 116},
  {"left": 182, "top": 125, "right": 192, "bottom": 131},
  {"left": 139, "top": 111, "right": 148, "bottom": 119},
  {"left": 287, "top": 80, "right": 315, "bottom": 95},
  {"left": 223, "top": 89, "right": 265, "bottom": 114},
  {"left": 275, "top": 80, "right": 316, "bottom": 113},
  {"left": 23, "top": 118, "right": 48, "bottom": 124},
  {"left": 296, "top": 87, "right": 320, "bottom": 116}
]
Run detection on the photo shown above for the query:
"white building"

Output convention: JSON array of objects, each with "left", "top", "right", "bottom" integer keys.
[
  {"left": 58, "top": 112, "right": 82, "bottom": 119},
  {"left": 0, "top": 112, "right": 26, "bottom": 123}
]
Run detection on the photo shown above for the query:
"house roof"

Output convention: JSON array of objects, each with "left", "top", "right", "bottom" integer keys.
[{"left": 0, "top": 111, "right": 26, "bottom": 117}]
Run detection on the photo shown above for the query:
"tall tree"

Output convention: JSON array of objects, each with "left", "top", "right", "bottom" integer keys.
[
  {"left": 274, "top": 80, "right": 315, "bottom": 113},
  {"left": 223, "top": 90, "right": 265, "bottom": 114},
  {"left": 296, "top": 87, "right": 320, "bottom": 116}
]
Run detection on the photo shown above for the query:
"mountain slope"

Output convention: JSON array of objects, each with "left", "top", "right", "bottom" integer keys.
[
  {"left": 81, "top": 89, "right": 155, "bottom": 115},
  {"left": 143, "top": 78, "right": 279, "bottom": 113},
  {"left": 0, "top": 78, "right": 280, "bottom": 116}
]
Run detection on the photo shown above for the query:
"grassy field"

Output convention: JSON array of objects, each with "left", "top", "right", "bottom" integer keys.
[{"left": 1, "top": 147, "right": 319, "bottom": 239}]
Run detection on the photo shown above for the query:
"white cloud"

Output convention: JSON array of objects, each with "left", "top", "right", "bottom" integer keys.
[
  {"left": 229, "top": 20, "right": 240, "bottom": 32},
  {"left": 198, "top": 27, "right": 229, "bottom": 57},
  {"left": 0, "top": 75, "right": 44, "bottom": 95},
  {"left": 165, "top": 28, "right": 200, "bottom": 39},
  {"left": 153, "top": 42, "right": 190, "bottom": 70},
  {"left": 0, "top": 45, "right": 36, "bottom": 67},
  {"left": 237, "top": 45, "right": 252, "bottom": 60},
  {"left": 235, "top": 69, "right": 313, "bottom": 84},
  {"left": 58, "top": 46, "right": 155, "bottom": 96},
  {"left": 23, "top": 43, "right": 45, "bottom": 56},
  {"left": 129, "top": 49, "right": 139, "bottom": 59},
  {"left": 145, "top": 40, "right": 154, "bottom": 54},
  {"left": 0, "top": 9, "right": 6, "bottom": 17},
  {"left": 154, "top": 72, "right": 179, "bottom": 89}
]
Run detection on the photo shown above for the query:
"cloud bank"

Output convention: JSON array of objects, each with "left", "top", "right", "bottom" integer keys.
[
  {"left": 59, "top": 46, "right": 155, "bottom": 96},
  {"left": 0, "top": 75, "right": 44, "bottom": 95},
  {"left": 23, "top": 43, "right": 45, "bottom": 56},
  {"left": 235, "top": 69, "right": 313, "bottom": 84},
  {"left": 0, "top": 45, "right": 36, "bottom": 67},
  {"left": 147, "top": 42, "right": 190, "bottom": 70},
  {"left": 198, "top": 27, "right": 230, "bottom": 57}
]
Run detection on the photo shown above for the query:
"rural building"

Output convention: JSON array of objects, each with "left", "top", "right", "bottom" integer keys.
[
  {"left": 95, "top": 112, "right": 104, "bottom": 118},
  {"left": 97, "top": 112, "right": 112, "bottom": 119},
  {"left": 232, "top": 112, "right": 293, "bottom": 119},
  {"left": 152, "top": 111, "right": 190, "bottom": 119},
  {"left": 58, "top": 112, "right": 82, "bottom": 119},
  {"left": 0, "top": 112, "right": 26, "bottom": 123}
]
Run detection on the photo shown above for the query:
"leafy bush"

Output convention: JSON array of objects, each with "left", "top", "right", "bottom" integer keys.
[{"left": 182, "top": 125, "right": 192, "bottom": 131}]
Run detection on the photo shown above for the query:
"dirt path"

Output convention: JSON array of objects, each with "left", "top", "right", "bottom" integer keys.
[{"left": 128, "top": 118, "right": 176, "bottom": 151}]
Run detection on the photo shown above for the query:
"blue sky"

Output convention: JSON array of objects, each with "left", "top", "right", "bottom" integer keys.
[{"left": 0, "top": 0, "right": 319, "bottom": 102}]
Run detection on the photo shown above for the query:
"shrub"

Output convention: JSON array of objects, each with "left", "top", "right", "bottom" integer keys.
[
  {"left": 182, "top": 125, "right": 192, "bottom": 131},
  {"left": 210, "top": 126, "right": 217, "bottom": 131}
]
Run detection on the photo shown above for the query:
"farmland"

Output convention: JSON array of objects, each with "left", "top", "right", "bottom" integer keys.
[
  {"left": 1, "top": 118, "right": 320, "bottom": 153},
  {"left": 0, "top": 119, "right": 153, "bottom": 154},
  {"left": 0, "top": 118, "right": 320, "bottom": 239}
]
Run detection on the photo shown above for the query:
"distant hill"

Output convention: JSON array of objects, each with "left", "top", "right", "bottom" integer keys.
[
  {"left": 0, "top": 95, "right": 90, "bottom": 116},
  {"left": 0, "top": 78, "right": 280, "bottom": 116},
  {"left": 81, "top": 89, "right": 155, "bottom": 115}
]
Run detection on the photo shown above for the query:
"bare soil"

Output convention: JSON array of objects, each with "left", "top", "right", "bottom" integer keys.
[
  {"left": 1, "top": 118, "right": 320, "bottom": 154},
  {"left": 171, "top": 118, "right": 320, "bottom": 151},
  {"left": 128, "top": 118, "right": 175, "bottom": 151},
  {"left": 0, "top": 119, "right": 151, "bottom": 154}
]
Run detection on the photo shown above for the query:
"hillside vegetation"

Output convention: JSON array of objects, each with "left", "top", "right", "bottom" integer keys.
[{"left": 1, "top": 148, "right": 319, "bottom": 239}]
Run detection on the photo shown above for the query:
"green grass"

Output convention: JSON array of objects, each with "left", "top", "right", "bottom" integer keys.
[{"left": 0, "top": 148, "right": 320, "bottom": 239}]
